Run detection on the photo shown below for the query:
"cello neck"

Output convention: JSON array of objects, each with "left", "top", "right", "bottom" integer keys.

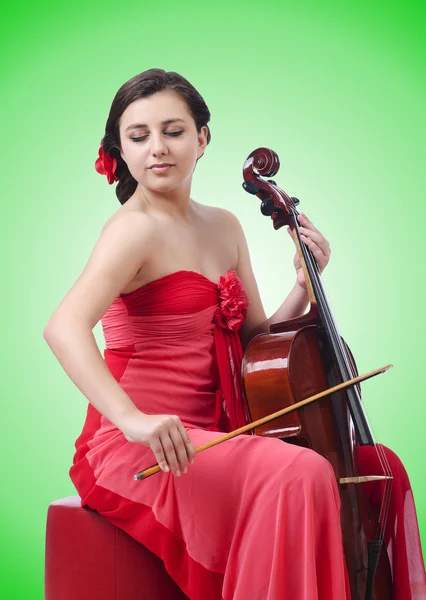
[{"left": 291, "top": 209, "right": 375, "bottom": 446}]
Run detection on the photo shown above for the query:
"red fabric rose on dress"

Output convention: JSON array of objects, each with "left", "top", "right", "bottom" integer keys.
[
  {"left": 214, "top": 270, "right": 249, "bottom": 331},
  {"left": 95, "top": 145, "right": 119, "bottom": 184}
]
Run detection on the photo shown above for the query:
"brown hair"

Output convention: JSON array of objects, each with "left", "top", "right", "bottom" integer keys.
[{"left": 99, "top": 68, "right": 212, "bottom": 205}]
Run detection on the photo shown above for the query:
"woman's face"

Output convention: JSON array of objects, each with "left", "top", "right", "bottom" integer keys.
[{"left": 118, "top": 90, "right": 208, "bottom": 193}]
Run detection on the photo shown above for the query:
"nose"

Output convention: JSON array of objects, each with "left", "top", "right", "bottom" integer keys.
[{"left": 150, "top": 132, "right": 169, "bottom": 157}]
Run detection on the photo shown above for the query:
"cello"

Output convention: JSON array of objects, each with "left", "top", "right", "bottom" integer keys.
[{"left": 241, "top": 147, "right": 393, "bottom": 599}]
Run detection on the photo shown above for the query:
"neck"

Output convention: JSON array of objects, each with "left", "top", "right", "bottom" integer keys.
[{"left": 133, "top": 180, "right": 195, "bottom": 221}]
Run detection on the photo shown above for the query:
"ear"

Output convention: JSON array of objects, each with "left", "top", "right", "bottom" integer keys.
[{"left": 197, "top": 126, "right": 209, "bottom": 158}]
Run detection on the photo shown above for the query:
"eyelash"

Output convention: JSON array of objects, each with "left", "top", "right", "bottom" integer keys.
[{"left": 130, "top": 131, "right": 184, "bottom": 142}]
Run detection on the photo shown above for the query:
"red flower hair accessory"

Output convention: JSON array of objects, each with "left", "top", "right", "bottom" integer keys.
[
  {"left": 214, "top": 270, "right": 249, "bottom": 331},
  {"left": 95, "top": 145, "right": 119, "bottom": 184}
]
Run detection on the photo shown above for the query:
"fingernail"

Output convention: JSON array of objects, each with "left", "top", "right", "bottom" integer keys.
[
  {"left": 176, "top": 470, "right": 181, "bottom": 477},
  {"left": 183, "top": 467, "right": 188, "bottom": 474},
  {"left": 163, "top": 465, "right": 169, "bottom": 472}
]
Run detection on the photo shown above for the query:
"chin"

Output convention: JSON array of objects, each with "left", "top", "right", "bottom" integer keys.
[{"left": 149, "top": 181, "right": 179, "bottom": 193}]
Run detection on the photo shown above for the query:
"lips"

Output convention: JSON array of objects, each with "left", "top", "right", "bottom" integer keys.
[
  {"left": 150, "top": 164, "right": 174, "bottom": 175},
  {"left": 149, "top": 163, "right": 174, "bottom": 168}
]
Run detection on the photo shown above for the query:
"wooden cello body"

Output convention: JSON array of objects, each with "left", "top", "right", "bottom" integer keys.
[{"left": 240, "top": 148, "right": 393, "bottom": 599}]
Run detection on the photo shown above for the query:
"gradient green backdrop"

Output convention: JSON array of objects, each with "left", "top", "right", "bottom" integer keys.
[{"left": 2, "top": 1, "right": 425, "bottom": 597}]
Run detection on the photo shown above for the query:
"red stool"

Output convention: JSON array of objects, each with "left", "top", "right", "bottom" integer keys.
[{"left": 45, "top": 496, "right": 189, "bottom": 600}]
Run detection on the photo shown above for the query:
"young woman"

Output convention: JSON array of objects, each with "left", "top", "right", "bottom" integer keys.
[{"left": 44, "top": 68, "right": 425, "bottom": 600}]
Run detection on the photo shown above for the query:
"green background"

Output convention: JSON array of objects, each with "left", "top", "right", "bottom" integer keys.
[{"left": 1, "top": 0, "right": 424, "bottom": 597}]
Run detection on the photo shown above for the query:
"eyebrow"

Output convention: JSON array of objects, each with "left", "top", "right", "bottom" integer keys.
[{"left": 125, "top": 118, "right": 186, "bottom": 132}]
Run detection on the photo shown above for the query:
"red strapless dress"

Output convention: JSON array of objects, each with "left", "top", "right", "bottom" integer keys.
[{"left": 69, "top": 269, "right": 425, "bottom": 600}]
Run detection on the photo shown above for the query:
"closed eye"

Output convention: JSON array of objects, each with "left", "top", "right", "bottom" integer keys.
[{"left": 130, "top": 131, "right": 184, "bottom": 142}]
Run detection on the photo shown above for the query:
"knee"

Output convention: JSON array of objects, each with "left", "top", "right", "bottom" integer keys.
[
  {"left": 253, "top": 438, "right": 337, "bottom": 496},
  {"left": 286, "top": 448, "right": 340, "bottom": 505},
  {"left": 296, "top": 447, "right": 335, "bottom": 482}
]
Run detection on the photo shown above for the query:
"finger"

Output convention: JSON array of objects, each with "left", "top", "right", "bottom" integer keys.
[
  {"left": 299, "top": 227, "right": 330, "bottom": 257},
  {"left": 169, "top": 427, "right": 190, "bottom": 473},
  {"left": 160, "top": 433, "right": 181, "bottom": 476},
  {"left": 175, "top": 420, "right": 196, "bottom": 464},
  {"left": 150, "top": 439, "right": 169, "bottom": 473},
  {"left": 300, "top": 234, "right": 328, "bottom": 268},
  {"left": 297, "top": 213, "right": 320, "bottom": 234}
]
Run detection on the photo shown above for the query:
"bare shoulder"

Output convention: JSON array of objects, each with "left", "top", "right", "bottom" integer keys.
[
  {"left": 44, "top": 210, "right": 156, "bottom": 332},
  {"left": 200, "top": 204, "right": 267, "bottom": 348},
  {"left": 196, "top": 203, "right": 244, "bottom": 237},
  {"left": 204, "top": 206, "right": 248, "bottom": 268},
  {"left": 100, "top": 203, "right": 147, "bottom": 234},
  {"left": 97, "top": 210, "right": 156, "bottom": 252}
]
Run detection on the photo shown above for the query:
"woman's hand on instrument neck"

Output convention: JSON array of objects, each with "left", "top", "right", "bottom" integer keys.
[{"left": 288, "top": 213, "right": 331, "bottom": 290}]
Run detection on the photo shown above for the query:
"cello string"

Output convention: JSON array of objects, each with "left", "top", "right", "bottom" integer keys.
[
  {"left": 289, "top": 205, "right": 393, "bottom": 538},
  {"left": 293, "top": 208, "right": 380, "bottom": 431},
  {"left": 291, "top": 208, "right": 360, "bottom": 386},
  {"left": 376, "top": 443, "right": 393, "bottom": 541},
  {"left": 293, "top": 210, "right": 390, "bottom": 449},
  {"left": 374, "top": 443, "right": 391, "bottom": 543},
  {"left": 283, "top": 199, "right": 361, "bottom": 393}
]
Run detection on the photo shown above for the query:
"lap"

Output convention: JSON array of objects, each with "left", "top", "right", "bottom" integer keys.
[
  {"left": 80, "top": 428, "right": 341, "bottom": 575},
  {"left": 91, "top": 427, "right": 336, "bottom": 530}
]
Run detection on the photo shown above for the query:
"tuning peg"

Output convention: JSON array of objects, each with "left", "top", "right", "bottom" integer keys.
[
  {"left": 291, "top": 197, "right": 300, "bottom": 206},
  {"left": 260, "top": 196, "right": 276, "bottom": 216},
  {"left": 242, "top": 181, "right": 261, "bottom": 195},
  {"left": 267, "top": 179, "right": 277, "bottom": 185}
]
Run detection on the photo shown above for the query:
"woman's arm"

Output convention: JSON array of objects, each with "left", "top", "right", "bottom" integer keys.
[
  {"left": 44, "top": 323, "right": 140, "bottom": 428},
  {"left": 248, "top": 281, "right": 309, "bottom": 339},
  {"left": 225, "top": 211, "right": 330, "bottom": 349},
  {"left": 43, "top": 214, "right": 153, "bottom": 429},
  {"left": 43, "top": 213, "right": 198, "bottom": 474}
]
